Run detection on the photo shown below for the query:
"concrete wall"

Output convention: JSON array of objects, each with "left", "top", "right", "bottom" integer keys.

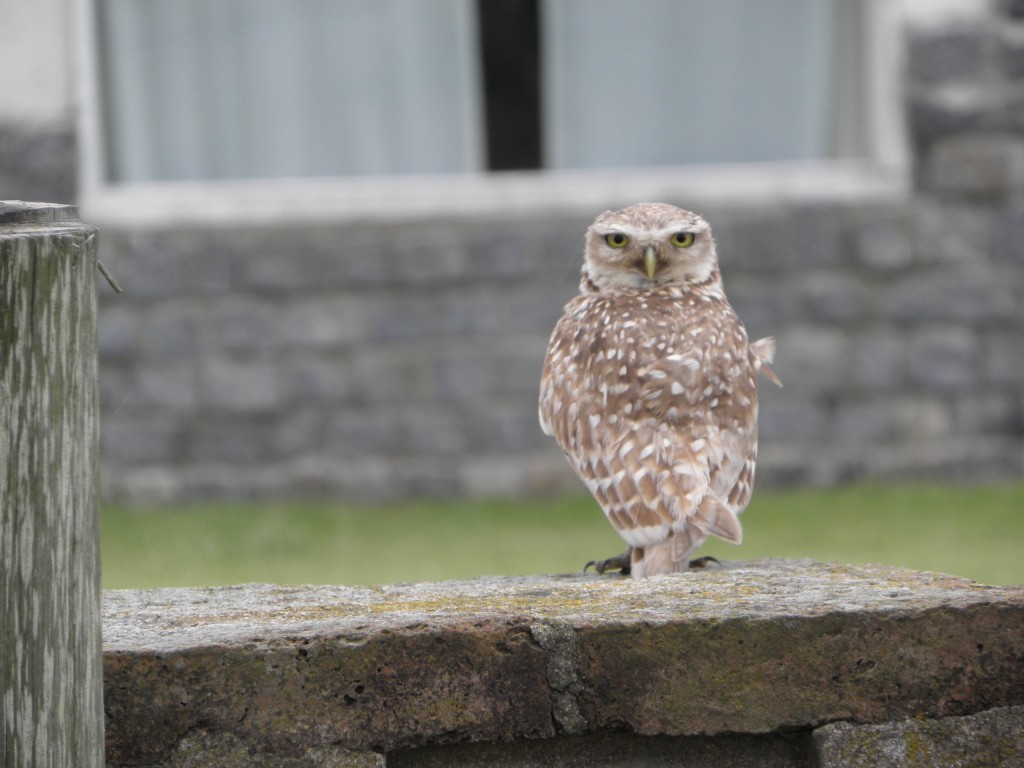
[{"left": 101, "top": 561, "right": 1024, "bottom": 767}]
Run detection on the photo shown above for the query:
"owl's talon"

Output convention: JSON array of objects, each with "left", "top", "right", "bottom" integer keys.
[
  {"left": 584, "top": 550, "right": 632, "bottom": 576},
  {"left": 688, "top": 556, "right": 721, "bottom": 569}
]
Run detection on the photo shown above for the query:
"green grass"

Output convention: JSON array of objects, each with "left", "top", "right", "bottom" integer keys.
[{"left": 101, "top": 482, "right": 1024, "bottom": 589}]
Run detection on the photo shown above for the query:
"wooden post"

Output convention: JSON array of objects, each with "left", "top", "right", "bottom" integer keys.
[{"left": 1, "top": 202, "right": 103, "bottom": 767}]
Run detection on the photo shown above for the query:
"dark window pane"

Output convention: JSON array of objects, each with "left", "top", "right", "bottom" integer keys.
[{"left": 477, "top": 0, "right": 542, "bottom": 170}]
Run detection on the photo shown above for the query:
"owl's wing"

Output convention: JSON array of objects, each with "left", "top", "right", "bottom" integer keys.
[
  {"left": 715, "top": 421, "right": 757, "bottom": 520},
  {"left": 637, "top": 352, "right": 705, "bottom": 416},
  {"left": 577, "top": 421, "right": 699, "bottom": 549},
  {"left": 622, "top": 349, "right": 753, "bottom": 544},
  {"left": 579, "top": 419, "right": 743, "bottom": 551},
  {"left": 751, "top": 336, "right": 783, "bottom": 388},
  {"left": 538, "top": 317, "right": 569, "bottom": 439},
  {"left": 711, "top": 336, "right": 776, "bottom": 513}
]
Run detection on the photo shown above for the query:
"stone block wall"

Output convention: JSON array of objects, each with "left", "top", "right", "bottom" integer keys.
[
  {"left": 101, "top": 561, "right": 1024, "bottom": 766},
  {"left": 96, "top": 215, "right": 596, "bottom": 501},
  {"left": 94, "top": 201, "right": 1023, "bottom": 503},
  {"left": 0, "top": 122, "right": 76, "bottom": 205}
]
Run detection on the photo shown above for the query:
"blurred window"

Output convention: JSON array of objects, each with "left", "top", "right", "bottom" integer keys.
[
  {"left": 93, "top": 0, "right": 866, "bottom": 184},
  {"left": 542, "top": 0, "right": 864, "bottom": 169},
  {"left": 96, "top": 0, "right": 484, "bottom": 182}
]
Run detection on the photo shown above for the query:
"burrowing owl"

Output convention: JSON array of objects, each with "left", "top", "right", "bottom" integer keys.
[{"left": 539, "top": 203, "right": 780, "bottom": 578}]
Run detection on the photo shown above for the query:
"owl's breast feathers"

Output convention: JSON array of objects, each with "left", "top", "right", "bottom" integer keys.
[
  {"left": 540, "top": 287, "right": 756, "bottom": 436},
  {"left": 539, "top": 286, "right": 770, "bottom": 550}
]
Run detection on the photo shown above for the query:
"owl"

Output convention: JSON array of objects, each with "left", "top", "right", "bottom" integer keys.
[{"left": 539, "top": 203, "right": 780, "bottom": 578}]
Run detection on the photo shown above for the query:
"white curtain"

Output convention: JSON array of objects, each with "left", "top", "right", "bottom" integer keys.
[
  {"left": 98, "top": 0, "right": 484, "bottom": 182},
  {"left": 541, "top": 0, "right": 845, "bottom": 170}
]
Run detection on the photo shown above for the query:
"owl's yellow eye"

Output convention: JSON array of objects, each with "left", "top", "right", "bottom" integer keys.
[
  {"left": 671, "top": 231, "right": 695, "bottom": 248},
  {"left": 605, "top": 232, "right": 629, "bottom": 249}
]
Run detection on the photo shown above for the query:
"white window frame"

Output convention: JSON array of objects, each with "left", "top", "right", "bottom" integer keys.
[{"left": 75, "top": 0, "right": 909, "bottom": 227}]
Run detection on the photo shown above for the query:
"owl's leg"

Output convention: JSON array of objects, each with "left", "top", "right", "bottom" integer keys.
[
  {"left": 584, "top": 548, "right": 632, "bottom": 576},
  {"left": 585, "top": 551, "right": 720, "bottom": 576}
]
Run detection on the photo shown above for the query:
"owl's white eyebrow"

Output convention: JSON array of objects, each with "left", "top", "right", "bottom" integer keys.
[{"left": 630, "top": 224, "right": 701, "bottom": 240}]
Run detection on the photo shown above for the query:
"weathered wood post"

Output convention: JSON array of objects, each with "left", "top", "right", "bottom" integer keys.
[{"left": 1, "top": 202, "right": 103, "bottom": 767}]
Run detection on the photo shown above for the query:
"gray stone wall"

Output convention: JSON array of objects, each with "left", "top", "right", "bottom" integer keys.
[
  {"left": 96, "top": 216, "right": 595, "bottom": 501},
  {"left": 0, "top": 122, "right": 76, "bottom": 205},
  {"left": 94, "top": 187, "right": 1024, "bottom": 504}
]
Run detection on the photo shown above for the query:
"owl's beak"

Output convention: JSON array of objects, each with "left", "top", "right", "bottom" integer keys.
[{"left": 643, "top": 246, "right": 658, "bottom": 280}]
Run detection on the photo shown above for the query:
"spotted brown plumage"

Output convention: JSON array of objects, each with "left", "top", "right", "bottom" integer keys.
[{"left": 539, "top": 203, "right": 780, "bottom": 578}]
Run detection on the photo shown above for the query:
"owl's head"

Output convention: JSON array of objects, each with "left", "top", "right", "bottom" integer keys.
[{"left": 582, "top": 203, "right": 720, "bottom": 292}]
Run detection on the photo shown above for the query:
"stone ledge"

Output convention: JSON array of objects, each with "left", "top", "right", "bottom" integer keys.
[
  {"left": 814, "top": 705, "right": 1024, "bottom": 767},
  {"left": 102, "top": 560, "right": 1024, "bottom": 766}
]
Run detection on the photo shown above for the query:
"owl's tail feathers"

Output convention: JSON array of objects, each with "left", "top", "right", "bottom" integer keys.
[
  {"left": 751, "top": 336, "right": 783, "bottom": 388},
  {"left": 692, "top": 496, "right": 743, "bottom": 545}
]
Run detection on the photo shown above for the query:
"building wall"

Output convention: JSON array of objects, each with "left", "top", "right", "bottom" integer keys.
[
  {"left": 94, "top": 187, "right": 1023, "bottom": 504},
  {"left": 0, "top": 0, "right": 76, "bottom": 204},
  {"left": 0, "top": 2, "right": 1019, "bottom": 503},
  {"left": 97, "top": 2, "right": 1024, "bottom": 503}
]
